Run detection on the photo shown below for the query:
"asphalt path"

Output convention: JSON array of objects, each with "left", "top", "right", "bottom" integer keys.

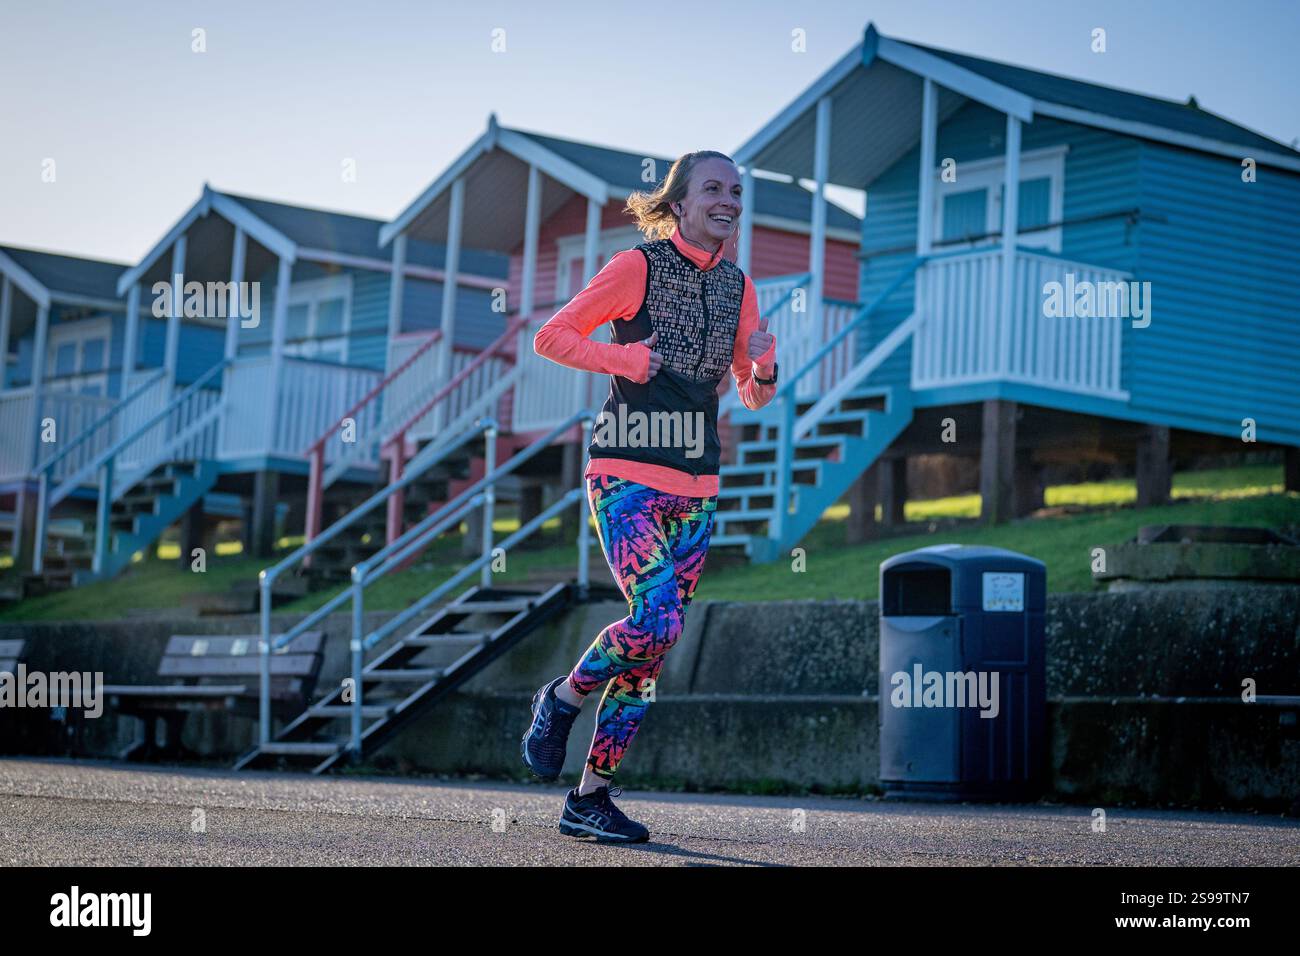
[{"left": 1, "top": 758, "right": 1297, "bottom": 866}]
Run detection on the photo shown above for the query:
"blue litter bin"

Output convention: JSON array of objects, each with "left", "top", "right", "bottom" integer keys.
[{"left": 878, "top": 544, "right": 1046, "bottom": 801}]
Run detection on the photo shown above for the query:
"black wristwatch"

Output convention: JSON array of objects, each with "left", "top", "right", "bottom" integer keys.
[{"left": 753, "top": 361, "right": 778, "bottom": 386}]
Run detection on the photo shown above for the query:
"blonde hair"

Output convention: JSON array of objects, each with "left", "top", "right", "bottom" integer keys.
[{"left": 625, "top": 150, "right": 737, "bottom": 240}]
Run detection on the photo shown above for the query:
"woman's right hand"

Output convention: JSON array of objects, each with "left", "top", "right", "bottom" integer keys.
[{"left": 634, "top": 330, "right": 662, "bottom": 382}]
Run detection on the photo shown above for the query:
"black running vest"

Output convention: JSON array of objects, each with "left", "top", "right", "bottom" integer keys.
[{"left": 586, "top": 238, "right": 746, "bottom": 477}]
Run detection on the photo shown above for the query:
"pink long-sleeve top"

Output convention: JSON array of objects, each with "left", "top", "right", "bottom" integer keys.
[{"left": 533, "top": 226, "right": 778, "bottom": 498}]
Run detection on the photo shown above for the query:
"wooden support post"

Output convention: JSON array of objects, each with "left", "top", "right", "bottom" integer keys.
[
  {"left": 14, "top": 484, "right": 39, "bottom": 573},
  {"left": 916, "top": 77, "right": 937, "bottom": 256},
  {"left": 519, "top": 481, "right": 543, "bottom": 532},
  {"left": 559, "top": 441, "right": 581, "bottom": 541},
  {"left": 1285, "top": 446, "right": 1300, "bottom": 493},
  {"left": 879, "top": 456, "right": 908, "bottom": 527},
  {"left": 250, "top": 471, "right": 280, "bottom": 558},
  {"left": 738, "top": 166, "right": 755, "bottom": 274},
  {"left": 980, "top": 400, "right": 1017, "bottom": 525},
  {"left": 0, "top": 278, "right": 12, "bottom": 391},
  {"left": 1014, "top": 450, "right": 1045, "bottom": 517},
  {"left": 178, "top": 499, "right": 205, "bottom": 570},
  {"left": 1135, "top": 425, "right": 1172, "bottom": 508},
  {"left": 120, "top": 283, "right": 141, "bottom": 396},
  {"left": 808, "top": 96, "right": 831, "bottom": 338},
  {"left": 846, "top": 462, "right": 880, "bottom": 544}
]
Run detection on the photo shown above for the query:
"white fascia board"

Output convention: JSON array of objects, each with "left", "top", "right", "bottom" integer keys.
[
  {"left": 295, "top": 247, "right": 504, "bottom": 290},
  {"left": 1033, "top": 101, "right": 1300, "bottom": 173},
  {"left": 114, "top": 190, "right": 213, "bottom": 296},
  {"left": 495, "top": 128, "right": 610, "bottom": 205},
  {"left": 732, "top": 41, "right": 865, "bottom": 167},
  {"left": 379, "top": 125, "right": 497, "bottom": 248},
  {"left": 0, "top": 249, "right": 51, "bottom": 308},
  {"left": 207, "top": 191, "right": 297, "bottom": 262},
  {"left": 877, "top": 36, "right": 1034, "bottom": 122}
]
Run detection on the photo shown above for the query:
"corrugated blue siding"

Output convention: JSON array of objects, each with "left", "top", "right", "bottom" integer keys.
[
  {"left": 1132, "top": 143, "right": 1300, "bottom": 444},
  {"left": 401, "top": 281, "right": 508, "bottom": 351},
  {"left": 348, "top": 269, "right": 390, "bottom": 370},
  {"left": 856, "top": 102, "right": 1143, "bottom": 401}
]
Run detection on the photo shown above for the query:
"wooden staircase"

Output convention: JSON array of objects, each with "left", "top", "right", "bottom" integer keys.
[
  {"left": 710, "top": 259, "right": 927, "bottom": 564},
  {"left": 26, "top": 459, "right": 219, "bottom": 591},
  {"left": 712, "top": 385, "right": 913, "bottom": 562}
]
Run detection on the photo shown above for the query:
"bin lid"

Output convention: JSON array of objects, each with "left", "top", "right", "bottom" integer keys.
[{"left": 880, "top": 544, "right": 1046, "bottom": 612}]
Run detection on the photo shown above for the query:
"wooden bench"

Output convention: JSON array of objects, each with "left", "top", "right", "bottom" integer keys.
[{"left": 104, "top": 632, "right": 324, "bottom": 761}]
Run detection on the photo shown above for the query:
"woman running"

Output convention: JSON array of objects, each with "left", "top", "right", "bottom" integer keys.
[{"left": 522, "top": 150, "right": 779, "bottom": 842}]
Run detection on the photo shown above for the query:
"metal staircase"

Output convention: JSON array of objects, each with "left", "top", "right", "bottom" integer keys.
[
  {"left": 713, "top": 258, "right": 927, "bottom": 563},
  {"left": 236, "top": 409, "right": 604, "bottom": 774},
  {"left": 234, "top": 583, "right": 580, "bottom": 773}
]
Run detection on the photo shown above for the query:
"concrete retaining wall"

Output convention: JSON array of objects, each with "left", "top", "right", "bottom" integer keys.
[{"left": 2, "top": 587, "right": 1298, "bottom": 811}]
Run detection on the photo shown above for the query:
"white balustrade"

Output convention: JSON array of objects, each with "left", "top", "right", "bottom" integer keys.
[
  {"left": 911, "top": 249, "right": 1130, "bottom": 399},
  {"left": 0, "top": 386, "right": 119, "bottom": 483},
  {"left": 220, "top": 356, "right": 383, "bottom": 463},
  {"left": 0, "top": 389, "right": 36, "bottom": 480}
]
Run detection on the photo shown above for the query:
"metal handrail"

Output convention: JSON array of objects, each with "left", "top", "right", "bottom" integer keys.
[
  {"left": 372, "top": 313, "right": 530, "bottom": 547},
  {"left": 256, "top": 407, "right": 596, "bottom": 752},
  {"left": 766, "top": 257, "right": 926, "bottom": 542},
  {"left": 334, "top": 408, "right": 597, "bottom": 754},
  {"left": 31, "top": 368, "right": 168, "bottom": 573},
  {"left": 255, "top": 415, "right": 499, "bottom": 745}
]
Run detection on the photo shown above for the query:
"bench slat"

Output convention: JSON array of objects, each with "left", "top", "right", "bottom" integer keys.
[
  {"left": 159, "top": 654, "right": 321, "bottom": 678},
  {"left": 105, "top": 684, "right": 249, "bottom": 698},
  {"left": 162, "top": 632, "right": 324, "bottom": 657}
]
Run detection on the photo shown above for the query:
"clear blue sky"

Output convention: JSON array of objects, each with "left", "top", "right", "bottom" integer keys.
[{"left": 2, "top": 0, "right": 1296, "bottom": 264}]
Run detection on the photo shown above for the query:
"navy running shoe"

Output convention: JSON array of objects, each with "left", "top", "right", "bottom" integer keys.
[
  {"left": 521, "top": 676, "right": 581, "bottom": 781},
  {"left": 559, "top": 785, "right": 649, "bottom": 843}
]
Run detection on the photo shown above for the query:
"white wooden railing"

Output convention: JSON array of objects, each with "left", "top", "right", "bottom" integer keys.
[
  {"left": 721, "top": 274, "right": 859, "bottom": 414},
  {"left": 384, "top": 335, "right": 515, "bottom": 441},
  {"left": 219, "top": 356, "right": 383, "bottom": 461},
  {"left": 511, "top": 316, "right": 605, "bottom": 434},
  {"left": 0, "top": 386, "right": 118, "bottom": 483},
  {"left": 911, "top": 248, "right": 1130, "bottom": 399},
  {"left": 0, "top": 389, "right": 37, "bottom": 480},
  {"left": 114, "top": 369, "right": 223, "bottom": 496}
]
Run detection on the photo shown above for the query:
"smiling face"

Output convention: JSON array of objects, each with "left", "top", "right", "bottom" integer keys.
[{"left": 675, "top": 156, "right": 743, "bottom": 249}]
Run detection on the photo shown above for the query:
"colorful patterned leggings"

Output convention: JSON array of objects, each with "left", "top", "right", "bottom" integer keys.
[{"left": 567, "top": 473, "right": 717, "bottom": 779}]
